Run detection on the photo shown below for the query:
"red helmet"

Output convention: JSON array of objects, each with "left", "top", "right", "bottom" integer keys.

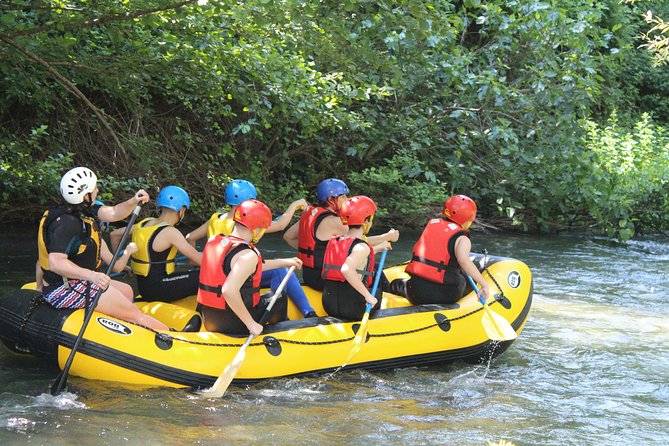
[
  {"left": 443, "top": 195, "right": 477, "bottom": 228},
  {"left": 233, "top": 199, "right": 272, "bottom": 232},
  {"left": 340, "top": 196, "right": 377, "bottom": 226}
]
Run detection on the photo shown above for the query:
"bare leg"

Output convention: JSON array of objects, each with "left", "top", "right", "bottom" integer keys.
[
  {"left": 111, "top": 279, "right": 134, "bottom": 302},
  {"left": 96, "top": 285, "right": 169, "bottom": 331}
]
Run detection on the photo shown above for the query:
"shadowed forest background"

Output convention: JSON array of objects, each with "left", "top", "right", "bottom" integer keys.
[{"left": 1, "top": 0, "right": 668, "bottom": 240}]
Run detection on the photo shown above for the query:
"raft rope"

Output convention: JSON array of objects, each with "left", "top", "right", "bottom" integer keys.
[
  {"left": 135, "top": 264, "right": 507, "bottom": 349},
  {"left": 20, "top": 294, "right": 46, "bottom": 333}
]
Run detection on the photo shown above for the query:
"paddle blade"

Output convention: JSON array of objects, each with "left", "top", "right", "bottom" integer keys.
[
  {"left": 342, "top": 310, "right": 371, "bottom": 367},
  {"left": 200, "top": 345, "right": 248, "bottom": 398},
  {"left": 482, "top": 304, "right": 517, "bottom": 341}
]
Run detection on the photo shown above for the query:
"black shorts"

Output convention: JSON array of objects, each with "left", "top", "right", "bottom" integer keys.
[
  {"left": 136, "top": 268, "right": 200, "bottom": 302},
  {"left": 322, "top": 279, "right": 383, "bottom": 321},
  {"left": 406, "top": 274, "right": 465, "bottom": 305},
  {"left": 302, "top": 266, "right": 324, "bottom": 291},
  {"left": 200, "top": 291, "right": 288, "bottom": 335}
]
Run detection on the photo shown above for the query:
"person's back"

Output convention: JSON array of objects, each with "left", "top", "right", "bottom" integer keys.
[
  {"left": 284, "top": 178, "right": 349, "bottom": 291},
  {"left": 321, "top": 196, "right": 388, "bottom": 320},
  {"left": 388, "top": 194, "right": 490, "bottom": 305},
  {"left": 39, "top": 167, "right": 168, "bottom": 331},
  {"left": 190, "top": 179, "right": 317, "bottom": 317},
  {"left": 127, "top": 185, "right": 202, "bottom": 302},
  {"left": 198, "top": 199, "right": 301, "bottom": 335}
]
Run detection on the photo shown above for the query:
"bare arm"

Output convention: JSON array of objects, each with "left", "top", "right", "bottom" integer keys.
[
  {"left": 186, "top": 220, "right": 209, "bottom": 247},
  {"left": 263, "top": 257, "right": 302, "bottom": 271},
  {"left": 454, "top": 236, "right": 489, "bottom": 301},
  {"left": 341, "top": 243, "right": 377, "bottom": 306},
  {"left": 99, "top": 239, "right": 135, "bottom": 273},
  {"left": 315, "top": 214, "right": 347, "bottom": 241},
  {"left": 35, "top": 261, "right": 44, "bottom": 292},
  {"left": 109, "top": 224, "right": 133, "bottom": 252},
  {"left": 283, "top": 221, "right": 300, "bottom": 249},
  {"left": 164, "top": 227, "right": 202, "bottom": 265},
  {"left": 97, "top": 189, "right": 149, "bottom": 223},
  {"left": 267, "top": 198, "right": 307, "bottom": 233},
  {"left": 221, "top": 250, "right": 263, "bottom": 336},
  {"left": 47, "top": 252, "right": 110, "bottom": 289},
  {"left": 367, "top": 228, "right": 400, "bottom": 246}
]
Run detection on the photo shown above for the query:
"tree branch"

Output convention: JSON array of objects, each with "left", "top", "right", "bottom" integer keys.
[
  {"left": 0, "top": 35, "right": 127, "bottom": 161},
  {"left": 3, "top": 0, "right": 201, "bottom": 38}
]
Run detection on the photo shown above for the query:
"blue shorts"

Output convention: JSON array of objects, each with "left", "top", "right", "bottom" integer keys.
[{"left": 43, "top": 280, "right": 102, "bottom": 309}]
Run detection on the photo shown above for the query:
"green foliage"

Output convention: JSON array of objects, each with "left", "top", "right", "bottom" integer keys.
[
  {"left": 1, "top": 0, "right": 669, "bottom": 242},
  {"left": 582, "top": 112, "right": 669, "bottom": 239},
  {"left": 0, "top": 126, "right": 72, "bottom": 218}
]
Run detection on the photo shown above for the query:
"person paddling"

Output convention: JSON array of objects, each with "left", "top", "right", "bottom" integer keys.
[
  {"left": 284, "top": 178, "right": 399, "bottom": 291},
  {"left": 35, "top": 180, "right": 150, "bottom": 293},
  {"left": 37, "top": 167, "right": 168, "bottom": 331},
  {"left": 321, "top": 196, "right": 391, "bottom": 320},
  {"left": 111, "top": 185, "right": 202, "bottom": 302},
  {"left": 388, "top": 194, "right": 490, "bottom": 305},
  {"left": 197, "top": 199, "right": 302, "bottom": 335},
  {"left": 188, "top": 179, "right": 318, "bottom": 317}
]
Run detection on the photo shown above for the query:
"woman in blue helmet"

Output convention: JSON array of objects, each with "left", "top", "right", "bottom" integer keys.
[
  {"left": 111, "top": 185, "right": 203, "bottom": 302},
  {"left": 284, "top": 178, "right": 399, "bottom": 291},
  {"left": 187, "top": 179, "right": 318, "bottom": 317}
]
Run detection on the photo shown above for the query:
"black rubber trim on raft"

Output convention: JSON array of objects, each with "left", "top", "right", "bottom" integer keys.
[
  {"left": 55, "top": 330, "right": 215, "bottom": 388},
  {"left": 51, "top": 281, "right": 532, "bottom": 389}
]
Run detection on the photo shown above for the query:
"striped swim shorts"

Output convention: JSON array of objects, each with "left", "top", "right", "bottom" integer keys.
[{"left": 43, "top": 280, "right": 103, "bottom": 309}]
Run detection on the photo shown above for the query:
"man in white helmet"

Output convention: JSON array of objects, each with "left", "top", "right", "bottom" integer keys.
[
  {"left": 36, "top": 167, "right": 168, "bottom": 331},
  {"left": 35, "top": 167, "right": 150, "bottom": 291}
]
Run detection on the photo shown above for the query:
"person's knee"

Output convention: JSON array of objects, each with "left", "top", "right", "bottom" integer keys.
[{"left": 112, "top": 281, "right": 134, "bottom": 301}]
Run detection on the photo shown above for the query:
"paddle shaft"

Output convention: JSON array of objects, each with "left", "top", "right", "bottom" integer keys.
[
  {"left": 202, "top": 266, "right": 296, "bottom": 397},
  {"left": 466, "top": 273, "right": 516, "bottom": 341},
  {"left": 342, "top": 248, "right": 388, "bottom": 367},
  {"left": 362, "top": 248, "right": 388, "bottom": 310},
  {"left": 466, "top": 274, "right": 487, "bottom": 305},
  {"left": 258, "top": 265, "right": 296, "bottom": 325},
  {"left": 51, "top": 205, "right": 142, "bottom": 396}
]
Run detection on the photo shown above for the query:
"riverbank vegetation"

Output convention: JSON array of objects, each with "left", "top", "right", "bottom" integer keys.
[{"left": 1, "top": 0, "right": 668, "bottom": 240}]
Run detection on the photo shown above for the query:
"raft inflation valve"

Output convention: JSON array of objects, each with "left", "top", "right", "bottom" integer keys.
[
  {"left": 263, "top": 336, "right": 282, "bottom": 356},
  {"left": 154, "top": 333, "right": 173, "bottom": 350},
  {"left": 434, "top": 314, "right": 451, "bottom": 332},
  {"left": 497, "top": 294, "right": 512, "bottom": 309}
]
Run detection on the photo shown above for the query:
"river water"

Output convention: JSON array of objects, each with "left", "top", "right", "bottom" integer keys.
[{"left": 1, "top": 228, "right": 668, "bottom": 445}]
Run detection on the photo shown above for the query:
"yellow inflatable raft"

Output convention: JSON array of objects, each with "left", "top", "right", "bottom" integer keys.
[{"left": 0, "top": 254, "right": 532, "bottom": 388}]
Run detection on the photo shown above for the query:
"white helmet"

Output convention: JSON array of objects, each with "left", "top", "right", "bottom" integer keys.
[{"left": 60, "top": 167, "right": 98, "bottom": 204}]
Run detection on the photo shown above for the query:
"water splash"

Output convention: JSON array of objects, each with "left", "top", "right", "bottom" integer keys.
[{"left": 33, "top": 391, "right": 87, "bottom": 410}]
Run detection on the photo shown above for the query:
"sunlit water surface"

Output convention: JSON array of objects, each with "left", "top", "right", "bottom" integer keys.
[{"left": 1, "top": 229, "right": 668, "bottom": 445}]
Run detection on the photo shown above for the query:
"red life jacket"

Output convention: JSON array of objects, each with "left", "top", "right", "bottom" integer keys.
[
  {"left": 297, "top": 205, "right": 337, "bottom": 269},
  {"left": 197, "top": 235, "right": 262, "bottom": 310},
  {"left": 321, "top": 237, "right": 375, "bottom": 287},
  {"left": 406, "top": 217, "right": 467, "bottom": 284}
]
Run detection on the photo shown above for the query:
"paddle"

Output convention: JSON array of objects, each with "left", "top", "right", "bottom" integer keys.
[
  {"left": 466, "top": 274, "right": 517, "bottom": 341},
  {"left": 200, "top": 265, "right": 296, "bottom": 398},
  {"left": 341, "top": 248, "right": 388, "bottom": 368},
  {"left": 50, "top": 204, "right": 143, "bottom": 396}
]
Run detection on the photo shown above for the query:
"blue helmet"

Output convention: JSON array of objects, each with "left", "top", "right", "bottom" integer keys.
[
  {"left": 316, "top": 178, "right": 349, "bottom": 202},
  {"left": 157, "top": 185, "right": 190, "bottom": 212},
  {"left": 225, "top": 179, "right": 257, "bottom": 205}
]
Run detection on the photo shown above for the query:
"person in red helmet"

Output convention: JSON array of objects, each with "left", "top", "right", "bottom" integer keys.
[
  {"left": 388, "top": 194, "right": 489, "bottom": 305},
  {"left": 197, "top": 199, "right": 302, "bottom": 335},
  {"left": 284, "top": 178, "right": 398, "bottom": 291},
  {"left": 321, "top": 196, "right": 391, "bottom": 320}
]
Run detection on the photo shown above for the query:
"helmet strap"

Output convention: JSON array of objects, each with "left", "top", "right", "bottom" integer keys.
[
  {"left": 362, "top": 216, "right": 374, "bottom": 235},
  {"left": 327, "top": 196, "right": 340, "bottom": 213}
]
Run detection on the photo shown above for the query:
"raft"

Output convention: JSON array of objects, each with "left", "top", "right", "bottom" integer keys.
[{"left": 0, "top": 253, "right": 532, "bottom": 388}]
